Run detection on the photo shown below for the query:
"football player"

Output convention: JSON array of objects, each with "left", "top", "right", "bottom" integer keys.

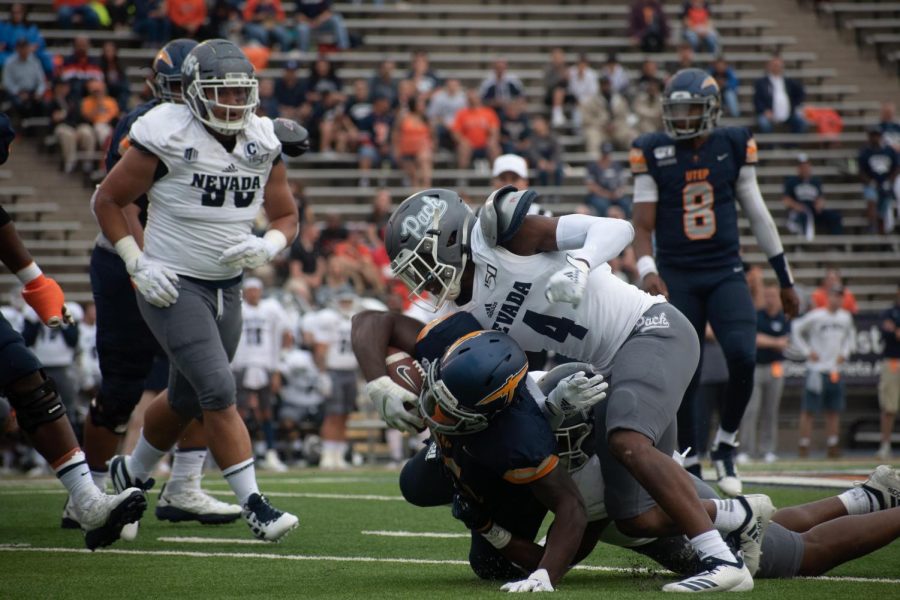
[
  {"left": 0, "top": 112, "right": 147, "bottom": 549},
  {"left": 92, "top": 40, "right": 299, "bottom": 541},
  {"left": 79, "top": 39, "right": 243, "bottom": 537},
  {"left": 630, "top": 68, "right": 800, "bottom": 495},
  {"left": 353, "top": 188, "right": 770, "bottom": 592}
]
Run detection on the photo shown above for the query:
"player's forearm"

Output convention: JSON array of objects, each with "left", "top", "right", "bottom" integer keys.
[
  {"left": 94, "top": 188, "right": 135, "bottom": 245},
  {"left": 350, "top": 310, "right": 422, "bottom": 381},
  {"left": 555, "top": 214, "right": 634, "bottom": 268},
  {"left": 0, "top": 219, "right": 35, "bottom": 274},
  {"left": 538, "top": 499, "right": 587, "bottom": 584}
]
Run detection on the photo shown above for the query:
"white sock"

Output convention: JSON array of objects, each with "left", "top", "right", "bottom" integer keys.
[
  {"left": 167, "top": 447, "right": 207, "bottom": 494},
  {"left": 56, "top": 451, "right": 99, "bottom": 505},
  {"left": 222, "top": 458, "right": 259, "bottom": 506},
  {"left": 837, "top": 487, "right": 880, "bottom": 515},
  {"left": 826, "top": 435, "right": 839, "bottom": 447},
  {"left": 713, "top": 428, "right": 738, "bottom": 449},
  {"left": 712, "top": 498, "right": 748, "bottom": 533},
  {"left": 90, "top": 469, "right": 108, "bottom": 492},
  {"left": 798, "top": 438, "right": 810, "bottom": 448},
  {"left": 322, "top": 440, "right": 340, "bottom": 452},
  {"left": 254, "top": 440, "right": 266, "bottom": 458},
  {"left": 689, "top": 529, "right": 737, "bottom": 563},
  {"left": 127, "top": 431, "right": 168, "bottom": 482}
]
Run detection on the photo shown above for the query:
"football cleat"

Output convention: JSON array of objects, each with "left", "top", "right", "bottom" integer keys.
[
  {"left": 662, "top": 555, "right": 753, "bottom": 593},
  {"left": 61, "top": 496, "right": 80, "bottom": 529},
  {"left": 711, "top": 442, "right": 742, "bottom": 497},
  {"left": 108, "top": 455, "right": 155, "bottom": 541},
  {"left": 242, "top": 493, "right": 299, "bottom": 542},
  {"left": 259, "top": 449, "right": 289, "bottom": 473},
  {"left": 73, "top": 488, "right": 148, "bottom": 551},
  {"left": 156, "top": 481, "right": 243, "bottom": 525},
  {"left": 728, "top": 494, "right": 775, "bottom": 576},
  {"left": 860, "top": 465, "right": 900, "bottom": 511}
]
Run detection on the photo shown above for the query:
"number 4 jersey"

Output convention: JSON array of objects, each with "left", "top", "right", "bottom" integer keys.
[
  {"left": 129, "top": 102, "right": 282, "bottom": 280},
  {"left": 460, "top": 225, "right": 663, "bottom": 374},
  {"left": 630, "top": 127, "right": 757, "bottom": 270}
]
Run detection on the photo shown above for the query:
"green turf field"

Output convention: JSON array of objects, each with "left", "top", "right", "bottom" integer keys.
[{"left": 1, "top": 468, "right": 898, "bottom": 599}]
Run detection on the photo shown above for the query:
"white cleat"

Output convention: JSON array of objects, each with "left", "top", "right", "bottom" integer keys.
[
  {"left": 156, "top": 480, "right": 243, "bottom": 525},
  {"left": 73, "top": 488, "right": 148, "bottom": 550},
  {"left": 108, "top": 455, "right": 154, "bottom": 541},
  {"left": 662, "top": 556, "right": 753, "bottom": 593},
  {"left": 711, "top": 443, "right": 742, "bottom": 497},
  {"left": 260, "top": 449, "right": 289, "bottom": 473},
  {"left": 242, "top": 493, "right": 299, "bottom": 542},
  {"left": 730, "top": 494, "right": 775, "bottom": 576},
  {"left": 859, "top": 465, "right": 900, "bottom": 511}
]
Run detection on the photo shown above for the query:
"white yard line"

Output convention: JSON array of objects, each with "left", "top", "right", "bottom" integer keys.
[
  {"left": 361, "top": 530, "right": 470, "bottom": 539},
  {"left": 157, "top": 536, "right": 269, "bottom": 545},
  {"left": 0, "top": 489, "right": 404, "bottom": 501},
  {"left": 1, "top": 546, "right": 899, "bottom": 585}
]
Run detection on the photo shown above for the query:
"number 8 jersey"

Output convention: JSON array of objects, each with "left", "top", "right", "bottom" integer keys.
[
  {"left": 630, "top": 127, "right": 758, "bottom": 270},
  {"left": 459, "top": 225, "right": 663, "bottom": 374},
  {"left": 129, "top": 102, "right": 281, "bottom": 280}
]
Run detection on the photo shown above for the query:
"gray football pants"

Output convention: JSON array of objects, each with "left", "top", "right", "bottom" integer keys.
[
  {"left": 740, "top": 363, "right": 784, "bottom": 457},
  {"left": 137, "top": 277, "right": 243, "bottom": 420}
]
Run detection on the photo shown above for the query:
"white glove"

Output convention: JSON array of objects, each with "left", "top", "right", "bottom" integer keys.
[
  {"left": 546, "top": 371, "right": 608, "bottom": 417},
  {"left": 544, "top": 255, "right": 590, "bottom": 308},
  {"left": 365, "top": 375, "right": 424, "bottom": 434},
  {"left": 219, "top": 232, "right": 283, "bottom": 270},
  {"left": 128, "top": 255, "right": 179, "bottom": 308},
  {"left": 317, "top": 372, "right": 333, "bottom": 398},
  {"left": 500, "top": 569, "right": 554, "bottom": 593}
]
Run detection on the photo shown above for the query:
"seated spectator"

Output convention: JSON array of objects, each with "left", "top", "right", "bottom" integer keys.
[
  {"left": 492, "top": 154, "right": 529, "bottom": 190},
  {"left": 528, "top": 115, "right": 563, "bottom": 187},
  {"left": 289, "top": 221, "right": 324, "bottom": 288},
  {"left": 80, "top": 79, "right": 119, "bottom": 152},
  {"left": 710, "top": 56, "right": 740, "bottom": 117},
  {"left": 168, "top": 0, "right": 208, "bottom": 39},
  {"left": 49, "top": 80, "right": 91, "bottom": 173},
  {"left": 59, "top": 36, "right": 103, "bottom": 101},
  {"left": 369, "top": 60, "right": 398, "bottom": 107},
  {"left": 859, "top": 126, "right": 899, "bottom": 234},
  {"left": 54, "top": 0, "right": 101, "bottom": 29},
  {"left": 670, "top": 41, "right": 695, "bottom": 73},
  {"left": 581, "top": 76, "right": 636, "bottom": 157},
  {"left": 355, "top": 94, "right": 393, "bottom": 187},
  {"left": 243, "top": 0, "right": 292, "bottom": 51},
  {"left": 296, "top": 0, "right": 349, "bottom": 53},
  {"left": 879, "top": 101, "right": 900, "bottom": 152},
  {"left": 305, "top": 56, "right": 342, "bottom": 104},
  {"left": 257, "top": 78, "right": 279, "bottom": 117},
  {"left": 315, "top": 256, "right": 363, "bottom": 306},
  {"left": 636, "top": 58, "right": 663, "bottom": 93},
  {"left": 681, "top": 0, "right": 718, "bottom": 54},
  {"left": 479, "top": 58, "right": 523, "bottom": 111},
  {"left": 499, "top": 97, "right": 531, "bottom": 156},
  {"left": 584, "top": 142, "right": 631, "bottom": 217},
  {"left": 365, "top": 188, "right": 392, "bottom": 247},
  {"left": 567, "top": 53, "right": 599, "bottom": 111},
  {"left": 2, "top": 38, "right": 47, "bottom": 121},
  {"left": 1, "top": 4, "right": 53, "bottom": 74},
  {"left": 275, "top": 60, "right": 307, "bottom": 120},
  {"left": 311, "top": 88, "right": 345, "bottom": 153},
  {"left": 133, "top": 0, "right": 171, "bottom": 47},
  {"left": 782, "top": 154, "right": 843, "bottom": 239},
  {"left": 544, "top": 48, "right": 572, "bottom": 128},
  {"left": 629, "top": 0, "right": 669, "bottom": 53},
  {"left": 600, "top": 53, "right": 630, "bottom": 98},
  {"left": 408, "top": 50, "right": 441, "bottom": 98},
  {"left": 332, "top": 229, "right": 385, "bottom": 294},
  {"left": 451, "top": 88, "right": 500, "bottom": 171},
  {"left": 427, "top": 78, "right": 466, "bottom": 150},
  {"left": 100, "top": 41, "right": 130, "bottom": 112},
  {"left": 811, "top": 268, "right": 859, "bottom": 314},
  {"left": 393, "top": 97, "right": 433, "bottom": 188},
  {"left": 632, "top": 77, "right": 663, "bottom": 135},
  {"left": 754, "top": 54, "right": 807, "bottom": 134}
]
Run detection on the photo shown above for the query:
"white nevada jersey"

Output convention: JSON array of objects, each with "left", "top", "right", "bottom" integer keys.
[
  {"left": 129, "top": 103, "right": 281, "bottom": 280},
  {"left": 459, "top": 224, "right": 664, "bottom": 373},
  {"left": 305, "top": 309, "right": 357, "bottom": 371},
  {"left": 232, "top": 298, "right": 287, "bottom": 371}
]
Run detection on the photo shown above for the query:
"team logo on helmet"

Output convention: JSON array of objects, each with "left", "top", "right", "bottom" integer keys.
[
  {"left": 399, "top": 194, "right": 448, "bottom": 241},
  {"left": 155, "top": 49, "right": 173, "bottom": 68}
]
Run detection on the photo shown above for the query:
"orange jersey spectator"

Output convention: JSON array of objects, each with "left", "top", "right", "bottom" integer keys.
[
  {"left": 81, "top": 91, "right": 119, "bottom": 125},
  {"left": 811, "top": 286, "right": 858, "bottom": 315},
  {"left": 168, "top": 0, "right": 207, "bottom": 32},
  {"left": 452, "top": 104, "right": 499, "bottom": 150},
  {"left": 396, "top": 111, "right": 432, "bottom": 157}
]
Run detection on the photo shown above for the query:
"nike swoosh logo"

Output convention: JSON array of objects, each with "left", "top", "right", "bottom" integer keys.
[
  {"left": 717, "top": 154, "right": 729, "bottom": 161},
  {"left": 733, "top": 266, "right": 743, "bottom": 272}
]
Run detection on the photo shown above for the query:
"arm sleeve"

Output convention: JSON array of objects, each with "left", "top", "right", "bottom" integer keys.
[
  {"left": 632, "top": 174, "right": 659, "bottom": 203},
  {"left": 555, "top": 214, "right": 634, "bottom": 267},
  {"left": 736, "top": 166, "right": 783, "bottom": 258}
]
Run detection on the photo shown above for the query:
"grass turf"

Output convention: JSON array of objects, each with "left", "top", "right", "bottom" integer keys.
[{"left": 0, "top": 470, "right": 898, "bottom": 599}]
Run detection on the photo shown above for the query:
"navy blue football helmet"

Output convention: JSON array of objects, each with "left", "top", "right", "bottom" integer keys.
[
  {"left": 419, "top": 330, "right": 528, "bottom": 435},
  {"left": 149, "top": 39, "right": 198, "bottom": 103},
  {"left": 662, "top": 68, "right": 722, "bottom": 140}
]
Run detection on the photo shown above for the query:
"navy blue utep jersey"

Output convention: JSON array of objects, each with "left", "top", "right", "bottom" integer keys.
[
  {"left": 104, "top": 99, "right": 161, "bottom": 229},
  {"left": 630, "top": 127, "right": 758, "bottom": 270}
]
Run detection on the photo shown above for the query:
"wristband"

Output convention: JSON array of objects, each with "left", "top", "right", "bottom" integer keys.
[
  {"left": 767, "top": 252, "right": 794, "bottom": 288},
  {"left": 481, "top": 524, "right": 512, "bottom": 549},
  {"left": 263, "top": 228, "right": 288, "bottom": 257},
  {"left": 15, "top": 261, "right": 42, "bottom": 285},
  {"left": 637, "top": 255, "right": 658, "bottom": 280},
  {"left": 114, "top": 235, "right": 143, "bottom": 274}
]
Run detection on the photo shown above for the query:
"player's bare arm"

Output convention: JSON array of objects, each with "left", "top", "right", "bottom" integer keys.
[
  {"left": 94, "top": 147, "right": 159, "bottom": 244},
  {"left": 351, "top": 310, "right": 424, "bottom": 381},
  {"left": 632, "top": 200, "right": 669, "bottom": 298}
]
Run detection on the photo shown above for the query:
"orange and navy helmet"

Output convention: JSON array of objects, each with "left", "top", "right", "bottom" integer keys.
[
  {"left": 662, "top": 68, "right": 722, "bottom": 140},
  {"left": 149, "top": 39, "right": 198, "bottom": 103},
  {"left": 419, "top": 330, "right": 528, "bottom": 435}
]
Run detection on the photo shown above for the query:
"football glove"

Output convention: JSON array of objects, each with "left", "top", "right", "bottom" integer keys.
[
  {"left": 501, "top": 569, "right": 554, "bottom": 593},
  {"left": 273, "top": 118, "right": 310, "bottom": 157},
  {"left": 451, "top": 492, "right": 491, "bottom": 532},
  {"left": 544, "top": 255, "right": 590, "bottom": 308},
  {"left": 365, "top": 375, "right": 424, "bottom": 434},
  {"left": 128, "top": 255, "right": 179, "bottom": 308},
  {"left": 219, "top": 233, "right": 282, "bottom": 270},
  {"left": 21, "top": 274, "right": 74, "bottom": 328},
  {"left": 546, "top": 371, "right": 608, "bottom": 419}
]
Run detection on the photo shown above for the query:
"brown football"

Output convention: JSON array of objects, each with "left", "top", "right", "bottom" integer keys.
[{"left": 385, "top": 346, "right": 425, "bottom": 399}]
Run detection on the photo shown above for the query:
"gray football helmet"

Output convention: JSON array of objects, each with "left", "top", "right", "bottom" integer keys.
[
  {"left": 181, "top": 39, "right": 259, "bottom": 136},
  {"left": 537, "top": 362, "right": 597, "bottom": 473},
  {"left": 385, "top": 189, "right": 475, "bottom": 312}
]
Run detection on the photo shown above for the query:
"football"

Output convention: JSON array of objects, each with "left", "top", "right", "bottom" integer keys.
[{"left": 385, "top": 346, "right": 425, "bottom": 400}]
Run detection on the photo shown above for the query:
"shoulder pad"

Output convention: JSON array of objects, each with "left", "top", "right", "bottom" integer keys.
[
  {"left": 272, "top": 118, "right": 310, "bottom": 157},
  {"left": 479, "top": 186, "right": 539, "bottom": 247}
]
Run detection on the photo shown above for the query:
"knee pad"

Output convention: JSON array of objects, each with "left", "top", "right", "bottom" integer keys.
[
  {"left": 89, "top": 388, "right": 141, "bottom": 434},
  {"left": 197, "top": 368, "right": 237, "bottom": 412},
  {"left": 5, "top": 371, "right": 66, "bottom": 434}
]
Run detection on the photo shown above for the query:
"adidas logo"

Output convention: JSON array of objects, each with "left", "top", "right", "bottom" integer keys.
[
  {"left": 223, "top": 164, "right": 238, "bottom": 173},
  {"left": 484, "top": 302, "right": 497, "bottom": 318}
]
